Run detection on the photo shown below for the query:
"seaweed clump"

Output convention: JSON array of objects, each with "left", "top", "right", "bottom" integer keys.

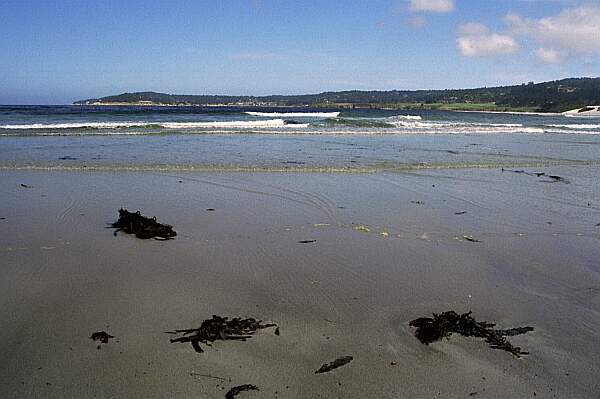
[
  {"left": 409, "top": 311, "right": 533, "bottom": 357},
  {"left": 91, "top": 331, "right": 114, "bottom": 350},
  {"left": 112, "top": 208, "right": 176, "bottom": 240},
  {"left": 315, "top": 356, "right": 353, "bottom": 374},
  {"left": 225, "top": 384, "right": 259, "bottom": 399},
  {"left": 168, "top": 315, "right": 277, "bottom": 353},
  {"left": 91, "top": 331, "right": 114, "bottom": 343}
]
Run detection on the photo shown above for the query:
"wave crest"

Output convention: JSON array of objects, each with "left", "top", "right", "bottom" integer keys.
[
  {"left": 0, "top": 119, "right": 309, "bottom": 130},
  {"left": 245, "top": 111, "right": 340, "bottom": 117},
  {"left": 548, "top": 124, "right": 600, "bottom": 129},
  {"left": 388, "top": 115, "right": 422, "bottom": 121},
  {"left": 0, "top": 122, "right": 156, "bottom": 129}
]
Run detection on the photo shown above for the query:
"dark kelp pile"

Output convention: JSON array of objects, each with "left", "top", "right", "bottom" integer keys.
[
  {"left": 225, "top": 384, "right": 259, "bottom": 399},
  {"left": 168, "top": 315, "right": 277, "bottom": 353},
  {"left": 315, "top": 356, "right": 353, "bottom": 374},
  {"left": 111, "top": 208, "right": 176, "bottom": 240},
  {"left": 91, "top": 331, "right": 114, "bottom": 343},
  {"left": 409, "top": 311, "right": 534, "bottom": 357},
  {"left": 91, "top": 331, "right": 114, "bottom": 349}
]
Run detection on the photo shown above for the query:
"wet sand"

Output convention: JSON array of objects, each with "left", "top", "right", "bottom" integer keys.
[{"left": 0, "top": 168, "right": 599, "bottom": 398}]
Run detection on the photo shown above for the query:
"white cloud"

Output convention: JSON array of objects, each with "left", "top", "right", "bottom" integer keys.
[
  {"left": 456, "top": 23, "right": 519, "bottom": 57},
  {"left": 535, "top": 47, "right": 565, "bottom": 64},
  {"left": 408, "top": 0, "right": 454, "bottom": 13},
  {"left": 506, "top": 6, "right": 600, "bottom": 55}
]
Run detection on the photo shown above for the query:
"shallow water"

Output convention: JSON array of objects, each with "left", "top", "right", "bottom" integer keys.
[{"left": 1, "top": 105, "right": 600, "bottom": 171}]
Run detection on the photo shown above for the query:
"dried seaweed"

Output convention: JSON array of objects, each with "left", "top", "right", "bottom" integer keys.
[
  {"left": 111, "top": 208, "right": 176, "bottom": 240},
  {"left": 501, "top": 168, "right": 540, "bottom": 176},
  {"left": 547, "top": 175, "right": 570, "bottom": 184},
  {"left": 168, "top": 315, "right": 277, "bottom": 353},
  {"left": 315, "top": 356, "right": 353, "bottom": 374},
  {"left": 409, "top": 311, "right": 533, "bottom": 357},
  {"left": 225, "top": 384, "right": 259, "bottom": 399},
  {"left": 90, "top": 331, "right": 114, "bottom": 343},
  {"left": 501, "top": 169, "right": 569, "bottom": 184}
]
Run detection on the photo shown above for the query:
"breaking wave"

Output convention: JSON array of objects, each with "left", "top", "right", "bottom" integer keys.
[
  {"left": 0, "top": 119, "right": 309, "bottom": 130},
  {"left": 2, "top": 115, "right": 599, "bottom": 136},
  {"left": 548, "top": 124, "right": 600, "bottom": 130},
  {"left": 385, "top": 120, "right": 545, "bottom": 133},
  {"left": 0, "top": 122, "right": 155, "bottom": 129},
  {"left": 388, "top": 115, "right": 422, "bottom": 121},
  {"left": 160, "top": 119, "right": 308, "bottom": 128},
  {"left": 245, "top": 111, "right": 340, "bottom": 117},
  {"left": 319, "top": 118, "right": 394, "bottom": 128}
]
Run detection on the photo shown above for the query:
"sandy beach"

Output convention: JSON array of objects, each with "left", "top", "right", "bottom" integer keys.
[
  {"left": 1, "top": 167, "right": 599, "bottom": 398},
  {"left": 4, "top": 0, "right": 600, "bottom": 396}
]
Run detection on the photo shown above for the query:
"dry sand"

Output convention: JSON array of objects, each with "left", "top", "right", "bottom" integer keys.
[{"left": 0, "top": 168, "right": 599, "bottom": 398}]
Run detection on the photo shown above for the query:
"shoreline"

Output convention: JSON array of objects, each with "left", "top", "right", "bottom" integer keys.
[{"left": 2, "top": 158, "right": 599, "bottom": 173}]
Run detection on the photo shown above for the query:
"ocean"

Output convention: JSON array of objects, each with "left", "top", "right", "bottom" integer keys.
[{"left": 1, "top": 105, "right": 599, "bottom": 171}]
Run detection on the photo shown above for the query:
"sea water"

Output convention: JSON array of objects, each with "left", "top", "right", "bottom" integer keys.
[{"left": 1, "top": 105, "right": 599, "bottom": 171}]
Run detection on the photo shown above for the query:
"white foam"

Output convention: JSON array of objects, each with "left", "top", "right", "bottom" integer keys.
[
  {"left": 388, "top": 115, "right": 422, "bottom": 120},
  {"left": 542, "top": 129, "right": 600, "bottom": 135},
  {"left": 387, "top": 120, "right": 544, "bottom": 134},
  {"left": 245, "top": 111, "right": 340, "bottom": 117},
  {"left": 0, "top": 122, "right": 153, "bottom": 129},
  {"left": 160, "top": 119, "right": 308, "bottom": 128},
  {"left": 548, "top": 124, "right": 600, "bottom": 129},
  {"left": 0, "top": 119, "right": 309, "bottom": 130},
  {"left": 388, "top": 120, "right": 448, "bottom": 128},
  {"left": 5, "top": 117, "right": 599, "bottom": 136}
]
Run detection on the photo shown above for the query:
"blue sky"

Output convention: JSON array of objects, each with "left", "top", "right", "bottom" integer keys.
[{"left": 1, "top": 0, "right": 599, "bottom": 104}]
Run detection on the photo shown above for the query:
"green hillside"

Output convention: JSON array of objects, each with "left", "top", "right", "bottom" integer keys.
[{"left": 75, "top": 77, "right": 600, "bottom": 113}]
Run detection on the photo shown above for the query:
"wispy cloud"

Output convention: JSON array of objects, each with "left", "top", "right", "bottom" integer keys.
[
  {"left": 401, "top": 0, "right": 454, "bottom": 28},
  {"left": 408, "top": 0, "right": 454, "bottom": 13},
  {"left": 456, "top": 23, "right": 519, "bottom": 57},
  {"left": 535, "top": 48, "right": 564, "bottom": 64}
]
